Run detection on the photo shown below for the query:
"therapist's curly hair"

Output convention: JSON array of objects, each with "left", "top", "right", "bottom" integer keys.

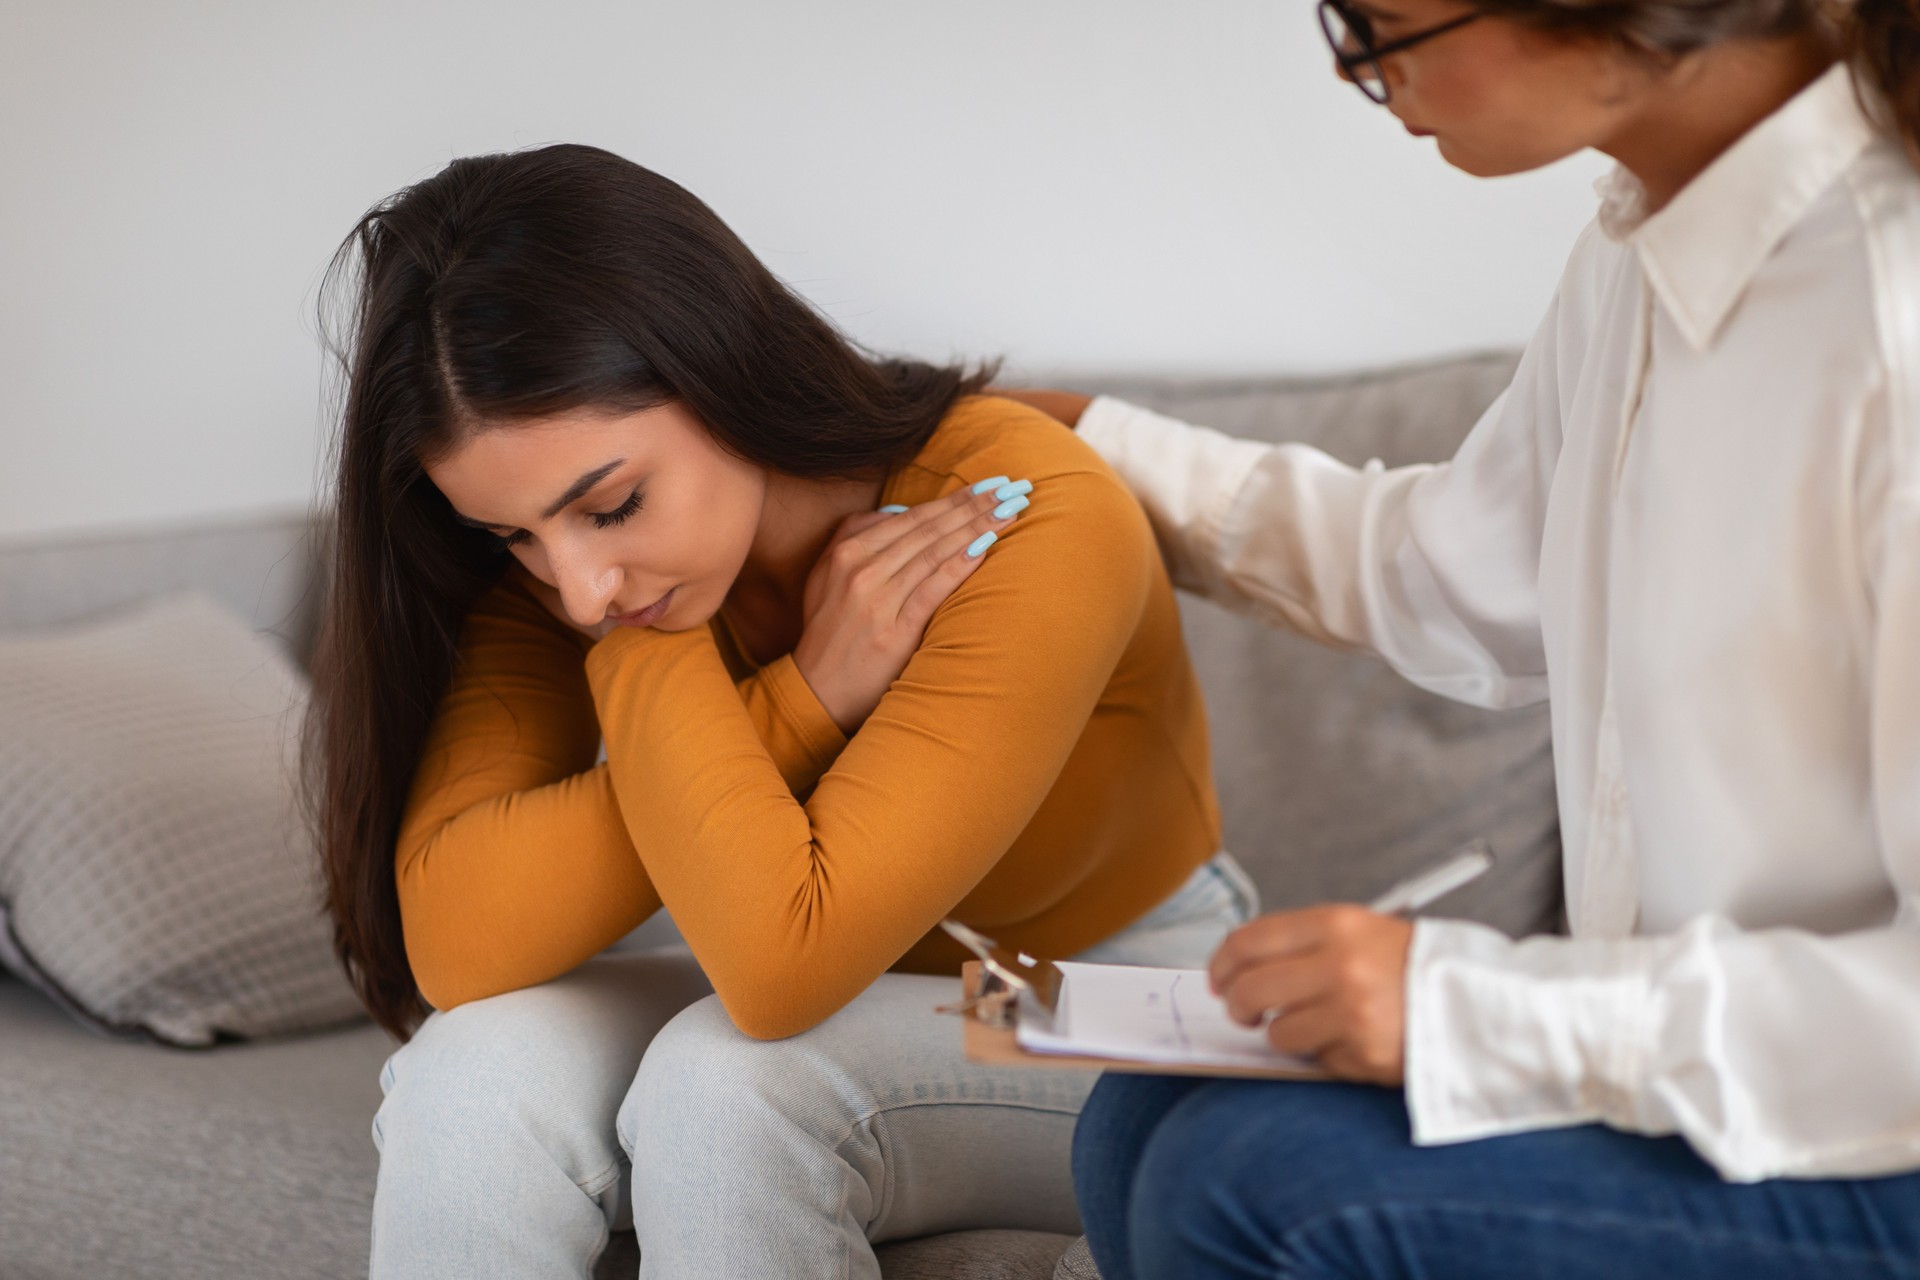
[{"left": 1475, "top": 0, "right": 1920, "bottom": 165}]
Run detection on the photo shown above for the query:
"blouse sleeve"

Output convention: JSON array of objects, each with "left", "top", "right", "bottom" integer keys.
[
  {"left": 1404, "top": 480, "right": 1920, "bottom": 1181},
  {"left": 1074, "top": 226, "right": 1616, "bottom": 711},
  {"left": 395, "top": 565, "right": 848, "bottom": 1010},
  {"left": 579, "top": 466, "right": 1159, "bottom": 1039}
]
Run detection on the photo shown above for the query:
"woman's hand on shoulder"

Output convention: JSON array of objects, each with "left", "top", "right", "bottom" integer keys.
[
  {"left": 793, "top": 478, "right": 1034, "bottom": 734},
  {"left": 989, "top": 388, "right": 1095, "bottom": 429}
]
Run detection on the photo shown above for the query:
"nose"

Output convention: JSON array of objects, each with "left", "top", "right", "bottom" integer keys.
[{"left": 551, "top": 544, "right": 622, "bottom": 628}]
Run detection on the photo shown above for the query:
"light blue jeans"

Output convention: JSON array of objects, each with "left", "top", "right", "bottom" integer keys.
[{"left": 369, "top": 852, "right": 1257, "bottom": 1280}]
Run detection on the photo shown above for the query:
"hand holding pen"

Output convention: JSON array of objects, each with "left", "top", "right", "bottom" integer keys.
[{"left": 1207, "top": 840, "right": 1495, "bottom": 1086}]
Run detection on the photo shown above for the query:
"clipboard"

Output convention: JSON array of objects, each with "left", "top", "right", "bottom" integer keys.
[{"left": 954, "top": 961, "right": 1329, "bottom": 1081}]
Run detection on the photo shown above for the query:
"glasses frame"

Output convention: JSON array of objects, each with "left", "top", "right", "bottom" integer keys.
[{"left": 1317, "top": 0, "right": 1483, "bottom": 104}]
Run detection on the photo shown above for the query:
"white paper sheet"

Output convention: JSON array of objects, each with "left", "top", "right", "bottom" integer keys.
[{"left": 1014, "top": 961, "right": 1317, "bottom": 1072}]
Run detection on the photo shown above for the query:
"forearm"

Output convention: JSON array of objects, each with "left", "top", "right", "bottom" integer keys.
[
  {"left": 397, "top": 766, "right": 661, "bottom": 1009},
  {"left": 585, "top": 626, "right": 948, "bottom": 1038},
  {"left": 394, "top": 566, "right": 844, "bottom": 1007},
  {"left": 1406, "top": 915, "right": 1920, "bottom": 1180}
]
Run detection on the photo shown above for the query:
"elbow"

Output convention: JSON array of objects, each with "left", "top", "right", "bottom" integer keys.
[
  {"left": 409, "top": 971, "right": 456, "bottom": 1016},
  {"left": 734, "top": 1014, "right": 806, "bottom": 1043},
  {"left": 406, "top": 949, "right": 481, "bottom": 1016},
  {"left": 722, "top": 995, "right": 820, "bottom": 1042},
  {"left": 712, "top": 975, "right": 850, "bottom": 1042},
  {"left": 396, "top": 895, "right": 504, "bottom": 1016}
]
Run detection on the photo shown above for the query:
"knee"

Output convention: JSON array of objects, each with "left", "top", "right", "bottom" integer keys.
[
  {"left": 375, "top": 980, "right": 638, "bottom": 1182},
  {"left": 622, "top": 997, "right": 871, "bottom": 1189},
  {"left": 1130, "top": 1083, "right": 1411, "bottom": 1268},
  {"left": 1073, "top": 1073, "right": 1204, "bottom": 1208},
  {"left": 619, "top": 994, "right": 825, "bottom": 1160}
]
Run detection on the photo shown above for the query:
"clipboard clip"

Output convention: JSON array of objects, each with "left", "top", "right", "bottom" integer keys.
[{"left": 935, "top": 919, "right": 1064, "bottom": 1030}]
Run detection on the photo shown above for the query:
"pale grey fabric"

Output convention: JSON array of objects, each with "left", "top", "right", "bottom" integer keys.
[
  {"left": 877, "top": 1231, "right": 1079, "bottom": 1279},
  {"left": 0, "top": 594, "right": 362, "bottom": 1044},
  {"left": 0, "top": 513, "right": 323, "bottom": 663},
  {"left": 1053, "top": 1235, "right": 1101, "bottom": 1280},
  {"left": 591, "top": 1227, "right": 1077, "bottom": 1279},
  {"left": 1085, "top": 353, "right": 1563, "bottom": 937},
  {"left": 0, "top": 975, "right": 395, "bottom": 1280}
]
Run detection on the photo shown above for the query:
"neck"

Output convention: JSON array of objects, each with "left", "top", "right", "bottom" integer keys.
[
  {"left": 729, "top": 472, "right": 885, "bottom": 620},
  {"left": 1600, "top": 31, "right": 1837, "bottom": 215}
]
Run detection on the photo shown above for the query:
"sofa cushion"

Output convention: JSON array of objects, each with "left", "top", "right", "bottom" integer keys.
[
  {"left": 0, "top": 974, "right": 394, "bottom": 1280},
  {"left": 0, "top": 594, "right": 363, "bottom": 1044},
  {"left": 591, "top": 1224, "right": 1074, "bottom": 1279},
  {"left": 1087, "top": 354, "right": 1563, "bottom": 936}
]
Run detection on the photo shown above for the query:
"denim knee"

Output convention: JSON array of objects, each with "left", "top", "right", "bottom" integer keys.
[
  {"left": 1074, "top": 1073, "right": 1211, "bottom": 1280},
  {"left": 1130, "top": 1082, "right": 1413, "bottom": 1273}
]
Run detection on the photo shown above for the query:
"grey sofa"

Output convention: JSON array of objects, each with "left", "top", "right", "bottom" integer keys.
[{"left": 0, "top": 351, "right": 1557, "bottom": 1280}]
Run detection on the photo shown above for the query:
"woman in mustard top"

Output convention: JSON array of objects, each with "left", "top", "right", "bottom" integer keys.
[{"left": 307, "top": 143, "right": 1253, "bottom": 1278}]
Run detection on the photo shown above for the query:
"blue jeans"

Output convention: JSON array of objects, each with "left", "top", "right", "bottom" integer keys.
[{"left": 1073, "top": 1075, "right": 1920, "bottom": 1279}]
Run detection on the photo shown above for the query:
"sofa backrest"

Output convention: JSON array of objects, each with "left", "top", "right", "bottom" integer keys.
[
  {"left": 0, "top": 515, "right": 323, "bottom": 665},
  {"left": 0, "top": 350, "right": 1561, "bottom": 938}
]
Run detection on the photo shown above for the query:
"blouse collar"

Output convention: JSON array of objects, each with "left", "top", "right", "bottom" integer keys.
[{"left": 1594, "top": 61, "right": 1880, "bottom": 351}]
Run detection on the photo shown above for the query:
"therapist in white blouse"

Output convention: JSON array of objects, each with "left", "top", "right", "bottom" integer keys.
[{"left": 1020, "top": 0, "right": 1920, "bottom": 1274}]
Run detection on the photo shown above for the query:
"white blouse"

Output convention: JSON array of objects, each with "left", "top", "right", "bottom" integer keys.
[{"left": 1077, "top": 63, "right": 1920, "bottom": 1183}]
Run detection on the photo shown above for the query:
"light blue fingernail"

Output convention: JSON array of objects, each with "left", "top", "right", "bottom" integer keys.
[
  {"left": 878, "top": 504, "right": 909, "bottom": 514},
  {"left": 966, "top": 530, "right": 998, "bottom": 558},
  {"left": 993, "top": 479, "right": 1033, "bottom": 502},
  {"left": 970, "top": 476, "right": 1011, "bottom": 496},
  {"left": 992, "top": 496, "right": 1029, "bottom": 520}
]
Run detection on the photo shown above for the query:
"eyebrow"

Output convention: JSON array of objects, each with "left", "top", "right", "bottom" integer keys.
[{"left": 451, "top": 458, "right": 628, "bottom": 530}]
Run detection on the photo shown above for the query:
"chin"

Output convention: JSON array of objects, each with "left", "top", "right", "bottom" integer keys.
[
  {"left": 1435, "top": 135, "right": 1583, "bottom": 179},
  {"left": 650, "top": 585, "right": 716, "bottom": 633},
  {"left": 1434, "top": 137, "right": 1503, "bottom": 176}
]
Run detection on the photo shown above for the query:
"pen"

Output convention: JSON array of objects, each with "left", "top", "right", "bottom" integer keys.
[{"left": 1366, "top": 839, "right": 1495, "bottom": 916}]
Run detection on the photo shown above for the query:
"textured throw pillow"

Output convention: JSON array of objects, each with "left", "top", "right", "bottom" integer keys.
[{"left": 0, "top": 594, "right": 363, "bottom": 1045}]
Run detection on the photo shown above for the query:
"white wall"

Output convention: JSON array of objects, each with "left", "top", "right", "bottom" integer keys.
[{"left": 0, "top": 0, "right": 1608, "bottom": 543}]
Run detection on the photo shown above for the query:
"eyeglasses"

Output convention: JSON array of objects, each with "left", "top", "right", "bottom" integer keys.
[{"left": 1317, "top": 0, "right": 1482, "bottom": 104}]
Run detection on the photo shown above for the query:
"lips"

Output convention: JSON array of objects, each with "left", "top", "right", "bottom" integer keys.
[{"left": 611, "top": 587, "right": 676, "bottom": 628}]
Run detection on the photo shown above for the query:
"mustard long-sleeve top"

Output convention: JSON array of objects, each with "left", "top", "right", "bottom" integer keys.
[{"left": 395, "top": 395, "right": 1222, "bottom": 1038}]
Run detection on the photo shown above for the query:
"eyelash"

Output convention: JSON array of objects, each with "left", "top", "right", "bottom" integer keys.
[
  {"left": 590, "top": 488, "right": 645, "bottom": 529},
  {"left": 489, "top": 488, "right": 644, "bottom": 551}
]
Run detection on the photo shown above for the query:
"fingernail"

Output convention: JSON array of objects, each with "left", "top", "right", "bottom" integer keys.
[
  {"left": 970, "top": 476, "right": 1011, "bottom": 496},
  {"left": 966, "top": 531, "right": 998, "bottom": 558},
  {"left": 992, "top": 496, "right": 1029, "bottom": 520},
  {"left": 993, "top": 479, "right": 1033, "bottom": 502},
  {"left": 878, "top": 504, "right": 909, "bottom": 514}
]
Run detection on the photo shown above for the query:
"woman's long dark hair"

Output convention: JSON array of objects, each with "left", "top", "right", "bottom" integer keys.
[
  {"left": 1472, "top": 0, "right": 1920, "bottom": 166},
  {"left": 306, "top": 144, "right": 991, "bottom": 1039}
]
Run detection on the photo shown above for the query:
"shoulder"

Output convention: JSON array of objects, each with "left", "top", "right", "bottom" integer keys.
[
  {"left": 1558, "top": 214, "right": 1634, "bottom": 315},
  {"left": 904, "top": 395, "right": 1139, "bottom": 498},
  {"left": 896, "top": 396, "right": 1161, "bottom": 606},
  {"left": 896, "top": 394, "right": 1153, "bottom": 538}
]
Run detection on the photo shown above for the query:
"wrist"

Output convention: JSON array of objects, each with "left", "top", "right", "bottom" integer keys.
[{"left": 789, "top": 646, "right": 861, "bottom": 736}]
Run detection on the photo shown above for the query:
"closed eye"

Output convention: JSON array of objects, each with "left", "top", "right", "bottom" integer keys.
[
  {"left": 480, "top": 488, "right": 642, "bottom": 550},
  {"left": 589, "top": 488, "right": 644, "bottom": 529}
]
